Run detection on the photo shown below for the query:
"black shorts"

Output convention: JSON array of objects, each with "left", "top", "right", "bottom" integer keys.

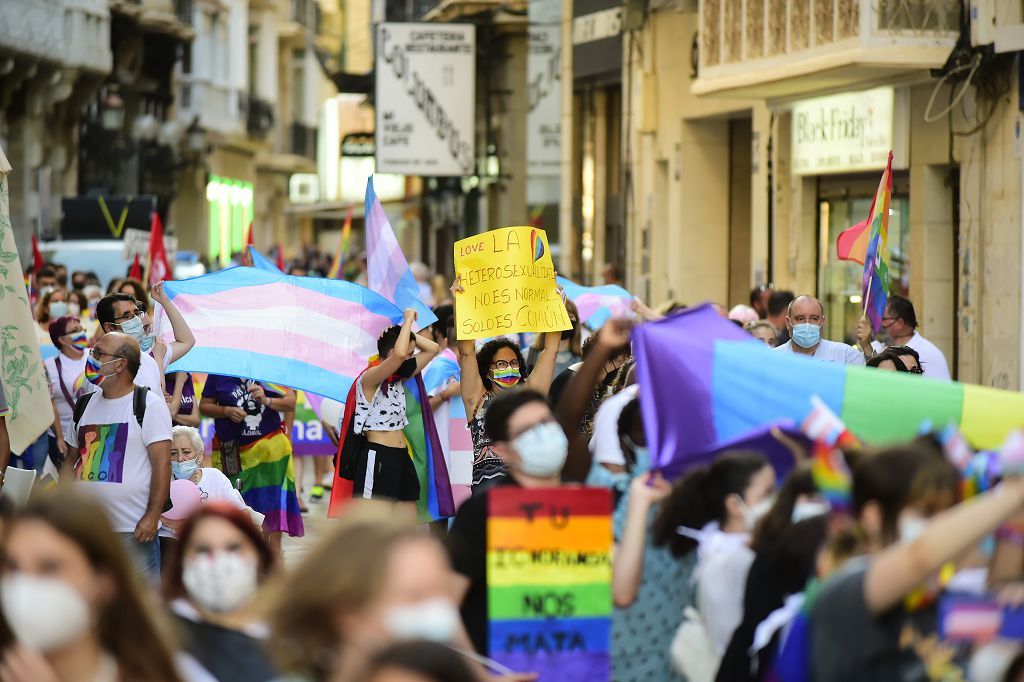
[{"left": 351, "top": 442, "right": 420, "bottom": 502}]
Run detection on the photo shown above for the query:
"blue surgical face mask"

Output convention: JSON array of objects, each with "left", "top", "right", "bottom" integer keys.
[
  {"left": 117, "top": 314, "right": 145, "bottom": 341},
  {"left": 791, "top": 323, "right": 822, "bottom": 349},
  {"left": 48, "top": 301, "right": 69, "bottom": 319},
  {"left": 172, "top": 459, "right": 199, "bottom": 481},
  {"left": 139, "top": 334, "right": 156, "bottom": 353},
  {"left": 511, "top": 422, "right": 568, "bottom": 477},
  {"left": 633, "top": 446, "right": 651, "bottom": 474}
]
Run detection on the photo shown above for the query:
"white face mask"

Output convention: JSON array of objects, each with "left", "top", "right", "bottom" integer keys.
[
  {"left": 791, "top": 500, "right": 830, "bottom": 523},
  {"left": 899, "top": 515, "right": 929, "bottom": 545},
  {"left": 1, "top": 573, "right": 92, "bottom": 652},
  {"left": 737, "top": 494, "right": 774, "bottom": 530},
  {"left": 182, "top": 552, "right": 258, "bottom": 614},
  {"left": 384, "top": 598, "right": 460, "bottom": 643},
  {"left": 511, "top": 422, "right": 568, "bottom": 478}
]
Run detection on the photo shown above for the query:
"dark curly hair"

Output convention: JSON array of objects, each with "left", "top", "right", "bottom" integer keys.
[
  {"left": 652, "top": 452, "right": 769, "bottom": 558},
  {"left": 377, "top": 325, "right": 416, "bottom": 358},
  {"left": 476, "top": 338, "right": 528, "bottom": 391}
]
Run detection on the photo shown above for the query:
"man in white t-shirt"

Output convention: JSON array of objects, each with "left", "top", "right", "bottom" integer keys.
[
  {"left": 90, "top": 285, "right": 195, "bottom": 397},
  {"left": 879, "top": 295, "right": 951, "bottom": 381},
  {"left": 774, "top": 295, "right": 865, "bottom": 366},
  {"left": 64, "top": 332, "right": 172, "bottom": 578}
]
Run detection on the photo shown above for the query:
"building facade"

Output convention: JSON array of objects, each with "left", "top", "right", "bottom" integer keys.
[{"left": 611, "top": 0, "right": 1023, "bottom": 388}]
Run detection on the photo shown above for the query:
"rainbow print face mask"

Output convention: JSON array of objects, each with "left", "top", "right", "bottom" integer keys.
[
  {"left": 69, "top": 332, "right": 89, "bottom": 350},
  {"left": 492, "top": 367, "right": 522, "bottom": 389}
]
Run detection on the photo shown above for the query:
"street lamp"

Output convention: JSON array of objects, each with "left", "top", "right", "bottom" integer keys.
[
  {"left": 186, "top": 118, "right": 207, "bottom": 154},
  {"left": 100, "top": 90, "right": 125, "bottom": 131}
]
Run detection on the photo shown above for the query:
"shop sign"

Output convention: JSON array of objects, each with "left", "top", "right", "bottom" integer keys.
[
  {"left": 340, "top": 133, "right": 406, "bottom": 203},
  {"left": 528, "top": 0, "right": 561, "bottom": 176},
  {"left": 792, "top": 87, "right": 896, "bottom": 175},
  {"left": 572, "top": 0, "right": 622, "bottom": 81},
  {"left": 375, "top": 23, "right": 476, "bottom": 177}
]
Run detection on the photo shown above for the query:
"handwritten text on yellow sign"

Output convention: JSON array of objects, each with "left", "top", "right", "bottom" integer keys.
[{"left": 454, "top": 226, "right": 571, "bottom": 340}]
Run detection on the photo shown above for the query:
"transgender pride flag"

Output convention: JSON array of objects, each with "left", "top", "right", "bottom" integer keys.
[
  {"left": 365, "top": 176, "right": 436, "bottom": 328},
  {"left": 158, "top": 266, "right": 404, "bottom": 402},
  {"left": 557, "top": 276, "right": 633, "bottom": 330}
]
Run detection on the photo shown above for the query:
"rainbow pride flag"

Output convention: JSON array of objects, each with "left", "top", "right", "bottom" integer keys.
[
  {"left": 556, "top": 276, "right": 633, "bottom": 330},
  {"left": 327, "top": 205, "right": 353, "bottom": 279},
  {"left": 487, "top": 487, "right": 612, "bottom": 680},
  {"left": 634, "top": 304, "right": 1024, "bottom": 474},
  {"left": 837, "top": 152, "right": 892, "bottom": 333},
  {"left": 156, "top": 266, "right": 404, "bottom": 402}
]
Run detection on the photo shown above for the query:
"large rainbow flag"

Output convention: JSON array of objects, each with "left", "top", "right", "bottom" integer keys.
[
  {"left": 634, "top": 304, "right": 1024, "bottom": 474},
  {"left": 557, "top": 276, "right": 633, "bottom": 329},
  {"left": 157, "top": 266, "right": 403, "bottom": 402}
]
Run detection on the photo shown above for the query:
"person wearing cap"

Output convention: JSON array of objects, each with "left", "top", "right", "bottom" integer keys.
[{"left": 44, "top": 315, "right": 91, "bottom": 472}]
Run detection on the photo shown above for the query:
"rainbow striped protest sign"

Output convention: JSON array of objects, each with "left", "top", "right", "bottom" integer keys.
[{"left": 487, "top": 487, "right": 612, "bottom": 680}]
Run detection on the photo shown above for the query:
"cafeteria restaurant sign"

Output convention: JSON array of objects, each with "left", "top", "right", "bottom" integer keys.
[{"left": 791, "top": 86, "right": 908, "bottom": 175}]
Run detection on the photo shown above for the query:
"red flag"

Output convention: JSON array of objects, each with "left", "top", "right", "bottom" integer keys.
[
  {"left": 31, "top": 233, "right": 44, "bottom": 272},
  {"left": 128, "top": 253, "right": 143, "bottom": 280},
  {"left": 241, "top": 222, "right": 254, "bottom": 267},
  {"left": 147, "top": 212, "right": 172, "bottom": 286},
  {"left": 276, "top": 243, "right": 286, "bottom": 271}
]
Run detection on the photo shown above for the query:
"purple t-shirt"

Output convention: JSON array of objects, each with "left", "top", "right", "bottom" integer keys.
[
  {"left": 201, "top": 375, "right": 282, "bottom": 445},
  {"left": 166, "top": 372, "right": 195, "bottom": 416}
]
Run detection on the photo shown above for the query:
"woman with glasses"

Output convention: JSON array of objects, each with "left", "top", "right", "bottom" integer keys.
[{"left": 449, "top": 277, "right": 567, "bottom": 489}]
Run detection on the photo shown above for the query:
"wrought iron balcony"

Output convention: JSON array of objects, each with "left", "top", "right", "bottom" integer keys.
[
  {"left": 245, "top": 95, "right": 275, "bottom": 139},
  {"left": 290, "top": 123, "right": 317, "bottom": 160},
  {"left": 694, "top": 0, "right": 960, "bottom": 98}
]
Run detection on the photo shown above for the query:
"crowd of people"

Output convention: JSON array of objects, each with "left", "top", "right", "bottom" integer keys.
[{"left": 0, "top": 249, "right": 1016, "bottom": 682}]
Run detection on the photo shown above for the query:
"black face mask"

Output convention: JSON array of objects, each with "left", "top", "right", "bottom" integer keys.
[
  {"left": 561, "top": 327, "right": 575, "bottom": 340},
  {"left": 395, "top": 357, "right": 418, "bottom": 379}
]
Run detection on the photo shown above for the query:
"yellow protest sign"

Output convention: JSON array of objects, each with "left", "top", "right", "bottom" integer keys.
[{"left": 454, "top": 226, "right": 571, "bottom": 340}]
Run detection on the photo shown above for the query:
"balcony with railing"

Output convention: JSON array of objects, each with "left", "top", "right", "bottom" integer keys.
[
  {"left": 693, "top": 0, "right": 960, "bottom": 98},
  {"left": 0, "top": 0, "right": 111, "bottom": 73},
  {"left": 290, "top": 123, "right": 317, "bottom": 160},
  {"left": 177, "top": 76, "right": 244, "bottom": 136}
]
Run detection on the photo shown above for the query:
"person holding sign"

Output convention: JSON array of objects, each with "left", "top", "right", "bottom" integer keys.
[
  {"left": 450, "top": 290, "right": 567, "bottom": 490},
  {"left": 350, "top": 309, "right": 440, "bottom": 514}
]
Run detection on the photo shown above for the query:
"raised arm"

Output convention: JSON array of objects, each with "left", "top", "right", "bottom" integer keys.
[
  {"left": 864, "top": 477, "right": 1024, "bottom": 615},
  {"left": 613, "top": 473, "right": 671, "bottom": 607},
  {"left": 451, "top": 276, "right": 486, "bottom": 417},
  {"left": 557, "top": 318, "right": 632, "bottom": 482},
  {"left": 524, "top": 331, "right": 561, "bottom": 396},
  {"left": 362, "top": 310, "right": 417, "bottom": 396},
  {"left": 413, "top": 330, "right": 441, "bottom": 372},
  {"left": 151, "top": 281, "right": 196, "bottom": 362}
]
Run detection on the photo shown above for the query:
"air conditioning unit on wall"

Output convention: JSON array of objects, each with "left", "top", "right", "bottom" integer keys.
[{"left": 970, "top": 0, "right": 1024, "bottom": 52}]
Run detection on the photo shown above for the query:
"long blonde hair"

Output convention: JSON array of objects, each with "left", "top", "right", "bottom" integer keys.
[{"left": 264, "top": 511, "right": 422, "bottom": 677}]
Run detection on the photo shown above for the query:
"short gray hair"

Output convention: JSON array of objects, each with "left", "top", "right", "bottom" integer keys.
[{"left": 171, "top": 425, "right": 204, "bottom": 455}]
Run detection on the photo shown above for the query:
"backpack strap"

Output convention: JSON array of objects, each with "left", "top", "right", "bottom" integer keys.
[
  {"left": 71, "top": 391, "right": 95, "bottom": 433},
  {"left": 132, "top": 385, "right": 149, "bottom": 429}
]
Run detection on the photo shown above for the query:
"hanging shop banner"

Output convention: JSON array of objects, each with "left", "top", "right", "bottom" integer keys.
[
  {"left": 375, "top": 23, "right": 476, "bottom": 177},
  {"left": 528, "top": 0, "right": 562, "bottom": 176},
  {"left": 453, "top": 226, "right": 571, "bottom": 340},
  {"left": 487, "top": 487, "right": 613, "bottom": 681},
  {"left": 791, "top": 86, "right": 908, "bottom": 175}
]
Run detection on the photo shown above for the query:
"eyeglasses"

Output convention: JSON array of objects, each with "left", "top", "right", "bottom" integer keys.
[
  {"left": 881, "top": 316, "right": 898, "bottom": 322},
  {"left": 908, "top": 366, "right": 924, "bottom": 375},
  {"left": 111, "top": 310, "right": 141, "bottom": 324},
  {"left": 91, "top": 349, "right": 125, "bottom": 361},
  {"left": 491, "top": 360, "right": 520, "bottom": 371}
]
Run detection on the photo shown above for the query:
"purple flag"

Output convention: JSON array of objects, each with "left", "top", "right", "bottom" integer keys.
[{"left": 633, "top": 304, "right": 753, "bottom": 472}]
